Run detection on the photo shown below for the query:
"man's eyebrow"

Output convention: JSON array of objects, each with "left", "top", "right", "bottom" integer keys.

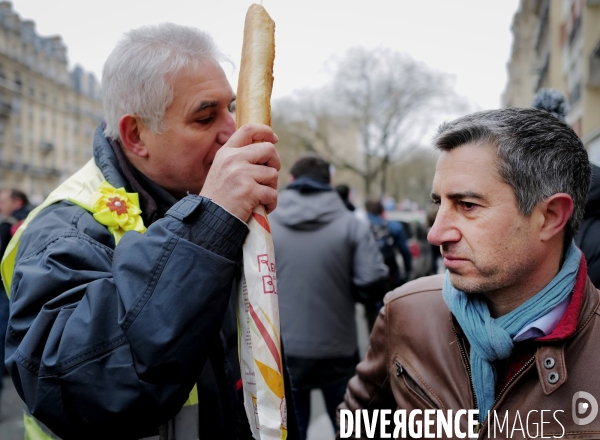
[
  {"left": 446, "top": 191, "right": 485, "bottom": 200},
  {"left": 430, "top": 192, "right": 440, "bottom": 201},
  {"left": 193, "top": 101, "right": 218, "bottom": 113}
]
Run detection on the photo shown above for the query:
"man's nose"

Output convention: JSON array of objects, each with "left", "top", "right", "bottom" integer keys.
[
  {"left": 427, "top": 207, "right": 461, "bottom": 246},
  {"left": 216, "top": 112, "right": 236, "bottom": 145}
]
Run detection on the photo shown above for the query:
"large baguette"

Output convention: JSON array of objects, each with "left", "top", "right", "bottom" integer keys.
[{"left": 236, "top": 4, "right": 275, "bottom": 128}]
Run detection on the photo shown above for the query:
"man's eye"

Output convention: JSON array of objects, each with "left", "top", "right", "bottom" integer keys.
[
  {"left": 460, "top": 201, "right": 476, "bottom": 210},
  {"left": 228, "top": 100, "right": 236, "bottom": 113},
  {"left": 196, "top": 117, "right": 213, "bottom": 125}
]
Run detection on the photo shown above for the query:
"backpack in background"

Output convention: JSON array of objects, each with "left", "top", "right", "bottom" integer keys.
[{"left": 370, "top": 221, "right": 403, "bottom": 289}]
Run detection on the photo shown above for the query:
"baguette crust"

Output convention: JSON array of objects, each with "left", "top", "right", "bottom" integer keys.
[{"left": 236, "top": 4, "right": 275, "bottom": 128}]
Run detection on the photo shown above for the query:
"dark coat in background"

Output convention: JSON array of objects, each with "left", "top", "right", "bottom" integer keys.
[{"left": 576, "top": 163, "right": 600, "bottom": 288}]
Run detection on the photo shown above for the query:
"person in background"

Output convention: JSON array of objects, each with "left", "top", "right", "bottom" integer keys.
[
  {"left": 426, "top": 203, "right": 442, "bottom": 275},
  {"left": 364, "top": 198, "right": 412, "bottom": 330},
  {"left": 576, "top": 163, "right": 600, "bottom": 287},
  {"left": 334, "top": 183, "right": 356, "bottom": 212},
  {"left": 531, "top": 88, "right": 600, "bottom": 288},
  {"left": 0, "top": 188, "right": 31, "bottom": 411},
  {"left": 270, "top": 155, "right": 388, "bottom": 440}
]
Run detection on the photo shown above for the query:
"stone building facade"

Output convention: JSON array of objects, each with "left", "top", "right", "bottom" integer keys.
[
  {"left": 503, "top": 0, "right": 600, "bottom": 163},
  {"left": 0, "top": 1, "right": 103, "bottom": 204}
]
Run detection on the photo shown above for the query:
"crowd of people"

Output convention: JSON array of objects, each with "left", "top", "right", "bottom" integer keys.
[{"left": 0, "top": 22, "right": 598, "bottom": 440}]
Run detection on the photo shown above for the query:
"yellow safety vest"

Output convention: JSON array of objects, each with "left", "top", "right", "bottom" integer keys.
[{"left": 2, "top": 159, "right": 199, "bottom": 440}]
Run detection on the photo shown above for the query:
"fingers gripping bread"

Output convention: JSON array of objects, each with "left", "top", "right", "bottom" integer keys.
[{"left": 236, "top": 4, "right": 275, "bottom": 128}]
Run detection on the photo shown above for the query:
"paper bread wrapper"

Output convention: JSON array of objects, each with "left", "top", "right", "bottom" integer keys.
[{"left": 237, "top": 207, "right": 286, "bottom": 439}]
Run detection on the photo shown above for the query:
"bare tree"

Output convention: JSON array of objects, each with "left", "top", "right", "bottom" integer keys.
[
  {"left": 387, "top": 148, "right": 439, "bottom": 209},
  {"left": 273, "top": 47, "right": 466, "bottom": 197}
]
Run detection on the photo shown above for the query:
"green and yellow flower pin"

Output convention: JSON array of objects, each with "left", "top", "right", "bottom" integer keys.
[{"left": 70, "top": 180, "right": 146, "bottom": 244}]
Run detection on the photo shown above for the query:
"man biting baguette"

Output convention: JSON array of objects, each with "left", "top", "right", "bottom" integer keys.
[{"left": 2, "top": 23, "right": 295, "bottom": 440}]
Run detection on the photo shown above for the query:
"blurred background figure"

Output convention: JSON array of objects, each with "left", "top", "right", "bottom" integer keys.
[
  {"left": 531, "top": 88, "right": 568, "bottom": 123},
  {"left": 531, "top": 88, "right": 600, "bottom": 288},
  {"left": 576, "top": 162, "right": 600, "bottom": 288},
  {"left": 270, "top": 155, "right": 388, "bottom": 440},
  {"left": 334, "top": 183, "right": 355, "bottom": 212},
  {"left": 426, "top": 203, "right": 442, "bottom": 275},
  {"left": 364, "top": 198, "right": 412, "bottom": 331},
  {"left": 0, "top": 189, "right": 32, "bottom": 410}
]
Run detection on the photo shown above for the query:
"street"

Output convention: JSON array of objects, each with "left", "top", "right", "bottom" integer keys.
[{"left": 307, "top": 303, "right": 370, "bottom": 440}]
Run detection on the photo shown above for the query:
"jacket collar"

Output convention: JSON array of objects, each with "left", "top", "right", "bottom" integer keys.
[
  {"left": 451, "top": 271, "right": 600, "bottom": 397},
  {"left": 92, "top": 123, "right": 178, "bottom": 226}
]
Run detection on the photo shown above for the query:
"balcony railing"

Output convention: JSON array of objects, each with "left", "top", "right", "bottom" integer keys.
[
  {"left": 536, "top": 53, "right": 550, "bottom": 91},
  {"left": 569, "top": 81, "right": 582, "bottom": 106},
  {"left": 0, "top": 159, "right": 61, "bottom": 177},
  {"left": 568, "top": 14, "right": 582, "bottom": 47}
]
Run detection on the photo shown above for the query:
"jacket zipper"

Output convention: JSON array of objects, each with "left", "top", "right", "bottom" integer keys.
[
  {"left": 453, "top": 325, "right": 537, "bottom": 438},
  {"left": 394, "top": 360, "right": 439, "bottom": 409},
  {"left": 452, "top": 328, "right": 478, "bottom": 409},
  {"left": 452, "top": 327, "right": 483, "bottom": 437},
  {"left": 395, "top": 360, "right": 403, "bottom": 376},
  {"left": 480, "top": 354, "right": 536, "bottom": 429}
]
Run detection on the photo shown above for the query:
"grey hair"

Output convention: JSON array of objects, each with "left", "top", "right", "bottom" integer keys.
[
  {"left": 102, "top": 23, "right": 228, "bottom": 141},
  {"left": 433, "top": 108, "right": 591, "bottom": 246}
]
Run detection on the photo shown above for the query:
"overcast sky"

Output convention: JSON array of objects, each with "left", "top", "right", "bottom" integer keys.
[{"left": 10, "top": 0, "right": 520, "bottom": 110}]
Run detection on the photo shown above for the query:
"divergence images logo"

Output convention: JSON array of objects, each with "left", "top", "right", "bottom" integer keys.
[{"left": 572, "top": 391, "right": 598, "bottom": 426}]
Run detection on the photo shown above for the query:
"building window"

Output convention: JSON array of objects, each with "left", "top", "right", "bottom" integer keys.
[
  {"left": 568, "top": 81, "right": 582, "bottom": 106},
  {"left": 12, "top": 96, "right": 21, "bottom": 114},
  {"left": 14, "top": 118, "right": 22, "bottom": 145},
  {"left": 14, "top": 71, "right": 22, "bottom": 90},
  {"left": 14, "top": 144, "right": 22, "bottom": 164}
]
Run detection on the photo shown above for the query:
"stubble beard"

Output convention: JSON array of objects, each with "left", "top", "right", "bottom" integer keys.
[{"left": 447, "top": 255, "right": 533, "bottom": 298}]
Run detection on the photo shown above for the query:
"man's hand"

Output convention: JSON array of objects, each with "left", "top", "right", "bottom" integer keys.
[{"left": 200, "top": 123, "right": 280, "bottom": 222}]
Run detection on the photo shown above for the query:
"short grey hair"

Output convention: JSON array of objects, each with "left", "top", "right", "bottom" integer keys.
[
  {"left": 102, "top": 23, "right": 228, "bottom": 141},
  {"left": 433, "top": 108, "right": 591, "bottom": 246}
]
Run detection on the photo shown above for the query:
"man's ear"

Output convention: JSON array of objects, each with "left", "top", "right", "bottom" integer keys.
[
  {"left": 119, "top": 115, "right": 148, "bottom": 158},
  {"left": 538, "top": 193, "right": 574, "bottom": 242}
]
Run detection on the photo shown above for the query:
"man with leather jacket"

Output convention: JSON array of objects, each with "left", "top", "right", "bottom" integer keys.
[{"left": 340, "top": 108, "right": 600, "bottom": 439}]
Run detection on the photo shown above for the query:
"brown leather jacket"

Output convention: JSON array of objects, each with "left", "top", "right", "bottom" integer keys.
[{"left": 342, "top": 274, "right": 600, "bottom": 439}]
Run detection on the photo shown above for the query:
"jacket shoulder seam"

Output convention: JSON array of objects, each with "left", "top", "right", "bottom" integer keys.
[
  {"left": 385, "top": 287, "right": 442, "bottom": 306},
  {"left": 19, "top": 229, "right": 114, "bottom": 264}
]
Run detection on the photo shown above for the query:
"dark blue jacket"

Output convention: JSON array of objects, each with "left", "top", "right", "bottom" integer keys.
[
  {"left": 576, "top": 163, "right": 600, "bottom": 288},
  {"left": 6, "top": 125, "right": 261, "bottom": 439},
  {"left": 366, "top": 213, "right": 413, "bottom": 274}
]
